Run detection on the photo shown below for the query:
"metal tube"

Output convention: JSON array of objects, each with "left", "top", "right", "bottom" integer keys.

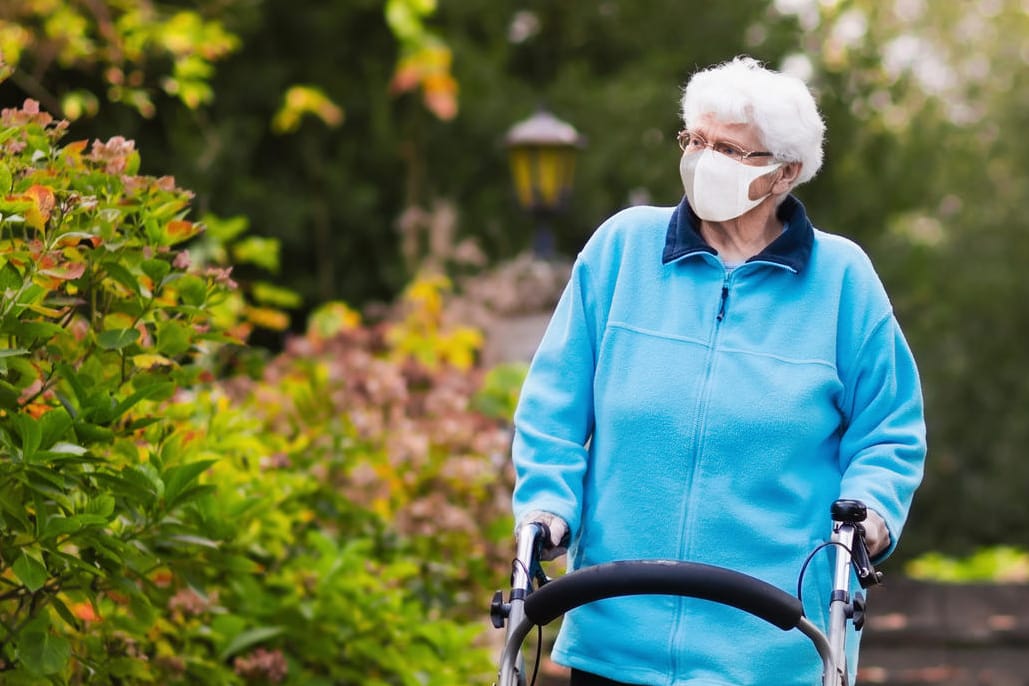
[
  {"left": 496, "top": 523, "right": 545, "bottom": 686},
  {"left": 794, "top": 616, "right": 837, "bottom": 686},
  {"left": 826, "top": 524, "right": 855, "bottom": 686},
  {"left": 511, "top": 523, "right": 542, "bottom": 592},
  {"left": 497, "top": 601, "right": 527, "bottom": 686}
]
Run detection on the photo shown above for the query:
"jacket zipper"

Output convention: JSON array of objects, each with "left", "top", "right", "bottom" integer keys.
[
  {"left": 717, "top": 283, "right": 729, "bottom": 321},
  {"left": 670, "top": 269, "right": 733, "bottom": 678}
]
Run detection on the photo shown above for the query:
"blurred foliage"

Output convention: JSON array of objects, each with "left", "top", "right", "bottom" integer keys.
[
  {"left": 784, "top": 0, "right": 1029, "bottom": 561},
  {"left": 0, "top": 0, "right": 240, "bottom": 117},
  {"left": 0, "top": 98, "right": 510, "bottom": 682},
  {"left": 0, "top": 0, "right": 1026, "bottom": 590},
  {"left": 0, "top": 96, "right": 249, "bottom": 681},
  {"left": 906, "top": 547, "right": 1029, "bottom": 584}
]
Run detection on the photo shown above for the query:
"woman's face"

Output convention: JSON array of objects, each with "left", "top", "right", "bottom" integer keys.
[{"left": 685, "top": 113, "right": 782, "bottom": 200}]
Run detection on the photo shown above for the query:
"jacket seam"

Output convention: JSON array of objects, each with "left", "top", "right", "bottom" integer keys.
[{"left": 841, "top": 310, "right": 893, "bottom": 413}]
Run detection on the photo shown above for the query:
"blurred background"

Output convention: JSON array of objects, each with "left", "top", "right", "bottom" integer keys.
[{"left": 1, "top": 0, "right": 1028, "bottom": 684}]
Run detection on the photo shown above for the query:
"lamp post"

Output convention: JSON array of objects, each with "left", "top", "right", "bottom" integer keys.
[{"left": 505, "top": 108, "right": 584, "bottom": 258}]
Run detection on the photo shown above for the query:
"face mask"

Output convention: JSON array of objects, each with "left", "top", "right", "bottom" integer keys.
[{"left": 680, "top": 149, "right": 782, "bottom": 222}]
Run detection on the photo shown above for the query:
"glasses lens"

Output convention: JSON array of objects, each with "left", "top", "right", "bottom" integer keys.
[
  {"left": 713, "top": 142, "right": 745, "bottom": 161},
  {"left": 679, "top": 132, "right": 702, "bottom": 152}
]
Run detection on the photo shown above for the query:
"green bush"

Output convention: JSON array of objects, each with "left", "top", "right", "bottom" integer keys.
[
  {"left": 905, "top": 547, "right": 1029, "bottom": 584},
  {"left": 0, "top": 98, "right": 515, "bottom": 683},
  {"left": 0, "top": 97, "right": 252, "bottom": 682}
]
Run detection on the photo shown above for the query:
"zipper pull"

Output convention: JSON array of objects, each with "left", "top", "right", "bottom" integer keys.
[{"left": 717, "top": 285, "right": 729, "bottom": 321}]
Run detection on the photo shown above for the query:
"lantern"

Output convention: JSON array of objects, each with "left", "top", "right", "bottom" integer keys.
[{"left": 505, "top": 108, "right": 584, "bottom": 255}]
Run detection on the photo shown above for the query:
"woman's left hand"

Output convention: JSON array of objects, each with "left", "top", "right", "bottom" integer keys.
[{"left": 863, "top": 509, "right": 890, "bottom": 557}]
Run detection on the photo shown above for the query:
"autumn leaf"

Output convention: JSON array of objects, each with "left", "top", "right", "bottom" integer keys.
[
  {"left": 70, "top": 601, "right": 100, "bottom": 623},
  {"left": 131, "top": 353, "right": 176, "bottom": 369},
  {"left": 39, "top": 261, "right": 87, "bottom": 281},
  {"left": 244, "top": 306, "right": 290, "bottom": 331},
  {"left": 23, "top": 185, "right": 56, "bottom": 231},
  {"left": 164, "top": 219, "right": 203, "bottom": 245}
]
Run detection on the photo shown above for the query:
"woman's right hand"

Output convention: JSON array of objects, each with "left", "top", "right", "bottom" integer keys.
[{"left": 519, "top": 510, "right": 569, "bottom": 561}]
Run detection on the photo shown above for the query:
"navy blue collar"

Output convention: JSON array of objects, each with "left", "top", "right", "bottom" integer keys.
[{"left": 661, "top": 194, "right": 814, "bottom": 272}]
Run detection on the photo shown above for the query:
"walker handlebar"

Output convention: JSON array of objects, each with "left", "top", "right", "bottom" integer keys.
[{"left": 522, "top": 559, "right": 805, "bottom": 630}]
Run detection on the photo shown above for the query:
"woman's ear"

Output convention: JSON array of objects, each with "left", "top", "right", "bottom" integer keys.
[{"left": 773, "top": 162, "right": 802, "bottom": 194}]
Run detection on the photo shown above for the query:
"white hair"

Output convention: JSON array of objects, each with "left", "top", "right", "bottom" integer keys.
[{"left": 680, "top": 56, "right": 825, "bottom": 186}]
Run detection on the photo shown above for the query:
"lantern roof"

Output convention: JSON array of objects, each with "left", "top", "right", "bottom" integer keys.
[{"left": 505, "top": 108, "right": 584, "bottom": 148}]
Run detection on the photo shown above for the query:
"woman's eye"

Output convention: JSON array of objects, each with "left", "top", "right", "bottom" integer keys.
[{"left": 716, "top": 143, "right": 742, "bottom": 158}]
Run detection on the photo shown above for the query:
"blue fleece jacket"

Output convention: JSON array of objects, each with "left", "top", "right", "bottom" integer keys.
[{"left": 511, "top": 195, "right": 926, "bottom": 686}]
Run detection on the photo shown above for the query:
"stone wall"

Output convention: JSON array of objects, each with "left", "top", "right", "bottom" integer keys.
[{"left": 860, "top": 578, "right": 1029, "bottom": 685}]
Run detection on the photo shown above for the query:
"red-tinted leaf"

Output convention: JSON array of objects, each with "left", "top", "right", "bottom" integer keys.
[{"left": 165, "top": 220, "right": 202, "bottom": 245}]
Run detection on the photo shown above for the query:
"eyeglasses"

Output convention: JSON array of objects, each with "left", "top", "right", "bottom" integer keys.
[{"left": 677, "top": 130, "right": 774, "bottom": 163}]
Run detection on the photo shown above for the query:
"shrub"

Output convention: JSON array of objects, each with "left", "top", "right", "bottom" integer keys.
[
  {"left": 0, "top": 98, "right": 515, "bottom": 684},
  {"left": 0, "top": 97, "right": 256, "bottom": 682}
]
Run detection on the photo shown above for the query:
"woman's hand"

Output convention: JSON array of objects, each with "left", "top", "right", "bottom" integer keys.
[
  {"left": 519, "top": 510, "right": 569, "bottom": 561},
  {"left": 863, "top": 509, "right": 890, "bottom": 557}
]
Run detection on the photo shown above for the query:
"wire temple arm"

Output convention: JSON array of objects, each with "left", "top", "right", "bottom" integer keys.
[{"left": 522, "top": 559, "right": 804, "bottom": 630}]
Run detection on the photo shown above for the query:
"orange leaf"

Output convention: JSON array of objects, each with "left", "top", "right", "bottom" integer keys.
[
  {"left": 24, "top": 402, "right": 54, "bottom": 419},
  {"left": 63, "top": 140, "right": 89, "bottom": 156},
  {"left": 39, "top": 261, "right": 87, "bottom": 281},
  {"left": 244, "top": 306, "right": 290, "bottom": 331},
  {"left": 56, "top": 233, "right": 102, "bottom": 248},
  {"left": 165, "top": 220, "right": 202, "bottom": 244},
  {"left": 390, "top": 62, "right": 422, "bottom": 94},
  {"left": 24, "top": 185, "right": 56, "bottom": 230},
  {"left": 71, "top": 601, "right": 100, "bottom": 623}
]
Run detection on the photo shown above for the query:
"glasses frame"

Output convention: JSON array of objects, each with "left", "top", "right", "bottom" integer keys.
[{"left": 677, "top": 130, "right": 774, "bottom": 163}]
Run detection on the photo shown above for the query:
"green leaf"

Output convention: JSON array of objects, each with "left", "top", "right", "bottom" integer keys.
[
  {"left": 111, "top": 382, "right": 175, "bottom": 418},
  {"left": 162, "top": 459, "right": 216, "bottom": 507},
  {"left": 0, "top": 379, "right": 22, "bottom": 409},
  {"left": 252, "top": 281, "right": 302, "bottom": 308},
  {"left": 97, "top": 328, "right": 140, "bottom": 350},
  {"left": 141, "top": 258, "right": 171, "bottom": 285},
  {"left": 55, "top": 363, "right": 86, "bottom": 405},
  {"left": 14, "top": 413, "right": 42, "bottom": 463},
  {"left": 219, "top": 626, "right": 286, "bottom": 661},
  {"left": 0, "top": 162, "right": 12, "bottom": 193},
  {"left": 232, "top": 236, "right": 281, "bottom": 272},
  {"left": 49, "top": 595, "right": 82, "bottom": 631},
  {"left": 37, "top": 406, "right": 73, "bottom": 449},
  {"left": 165, "top": 483, "right": 217, "bottom": 508},
  {"left": 0, "top": 347, "right": 30, "bottom": 358},
  {"left": 125, "top": 150, "right": 140, "bottom": 175},
  {"left": 100, "top": 260, "right": 141, "bottom": 296},
  {"left": 94, "top": 470, "right": 158, "bottom": 506},
  {"left": 10, "top": 321, "right": 64, "bottom": 342},
  {"left": 107, "top": 656, "right": 153, "bottom": 679},
  {"left": 41, "top": 513, "right": 109, "bottom": 540},
  {"left": 0, "top": 262, "right": 23, "bottom": 291},
  {"left": 72, "top": 421, "right": 115, "bottom": 444},
  {"left": 13, "top": 553, "right": 48, "bottom": 592},
  {"left": 176, "top": 274, "right": 208, "bottom": 307},
  {"left": 155, "top": 319, "right": 192, "bottom": 356},
  {"left": 18, "top": 630, "right": 71, "bottom": 675},
  {"left": 166, "top": 534, "right": 220, "bottom": 549},
  {"left": 85, "top": 494, "right": 116, "bottom": 517},
  {"left": 0, "top": 486, "right": 32, "bottom": 530}
]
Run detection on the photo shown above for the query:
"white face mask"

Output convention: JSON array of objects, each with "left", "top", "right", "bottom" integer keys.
[{"left": 680, "top": 149, "right": 782, "bottom": 222}]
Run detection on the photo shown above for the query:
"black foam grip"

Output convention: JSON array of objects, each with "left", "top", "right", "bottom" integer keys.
[{"left": 522, "top": 560, "right": 804, "bottom": 631}]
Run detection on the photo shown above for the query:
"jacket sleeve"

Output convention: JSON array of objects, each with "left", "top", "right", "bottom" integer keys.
[
  {"left": 838, "top": 311, "right": 927, "bottom": 560},
  {"left": 511, "top": 257, "right": 600, "bottom": 537}
]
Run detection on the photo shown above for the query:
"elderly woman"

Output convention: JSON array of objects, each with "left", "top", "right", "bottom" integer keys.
[{"left": 511, "top": 56, "right": 926, "bottom": 686}]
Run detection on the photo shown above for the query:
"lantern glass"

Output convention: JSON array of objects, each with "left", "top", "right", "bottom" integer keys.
[{"left": 508, "top": 144, "right": 578, "bottom": 214}]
